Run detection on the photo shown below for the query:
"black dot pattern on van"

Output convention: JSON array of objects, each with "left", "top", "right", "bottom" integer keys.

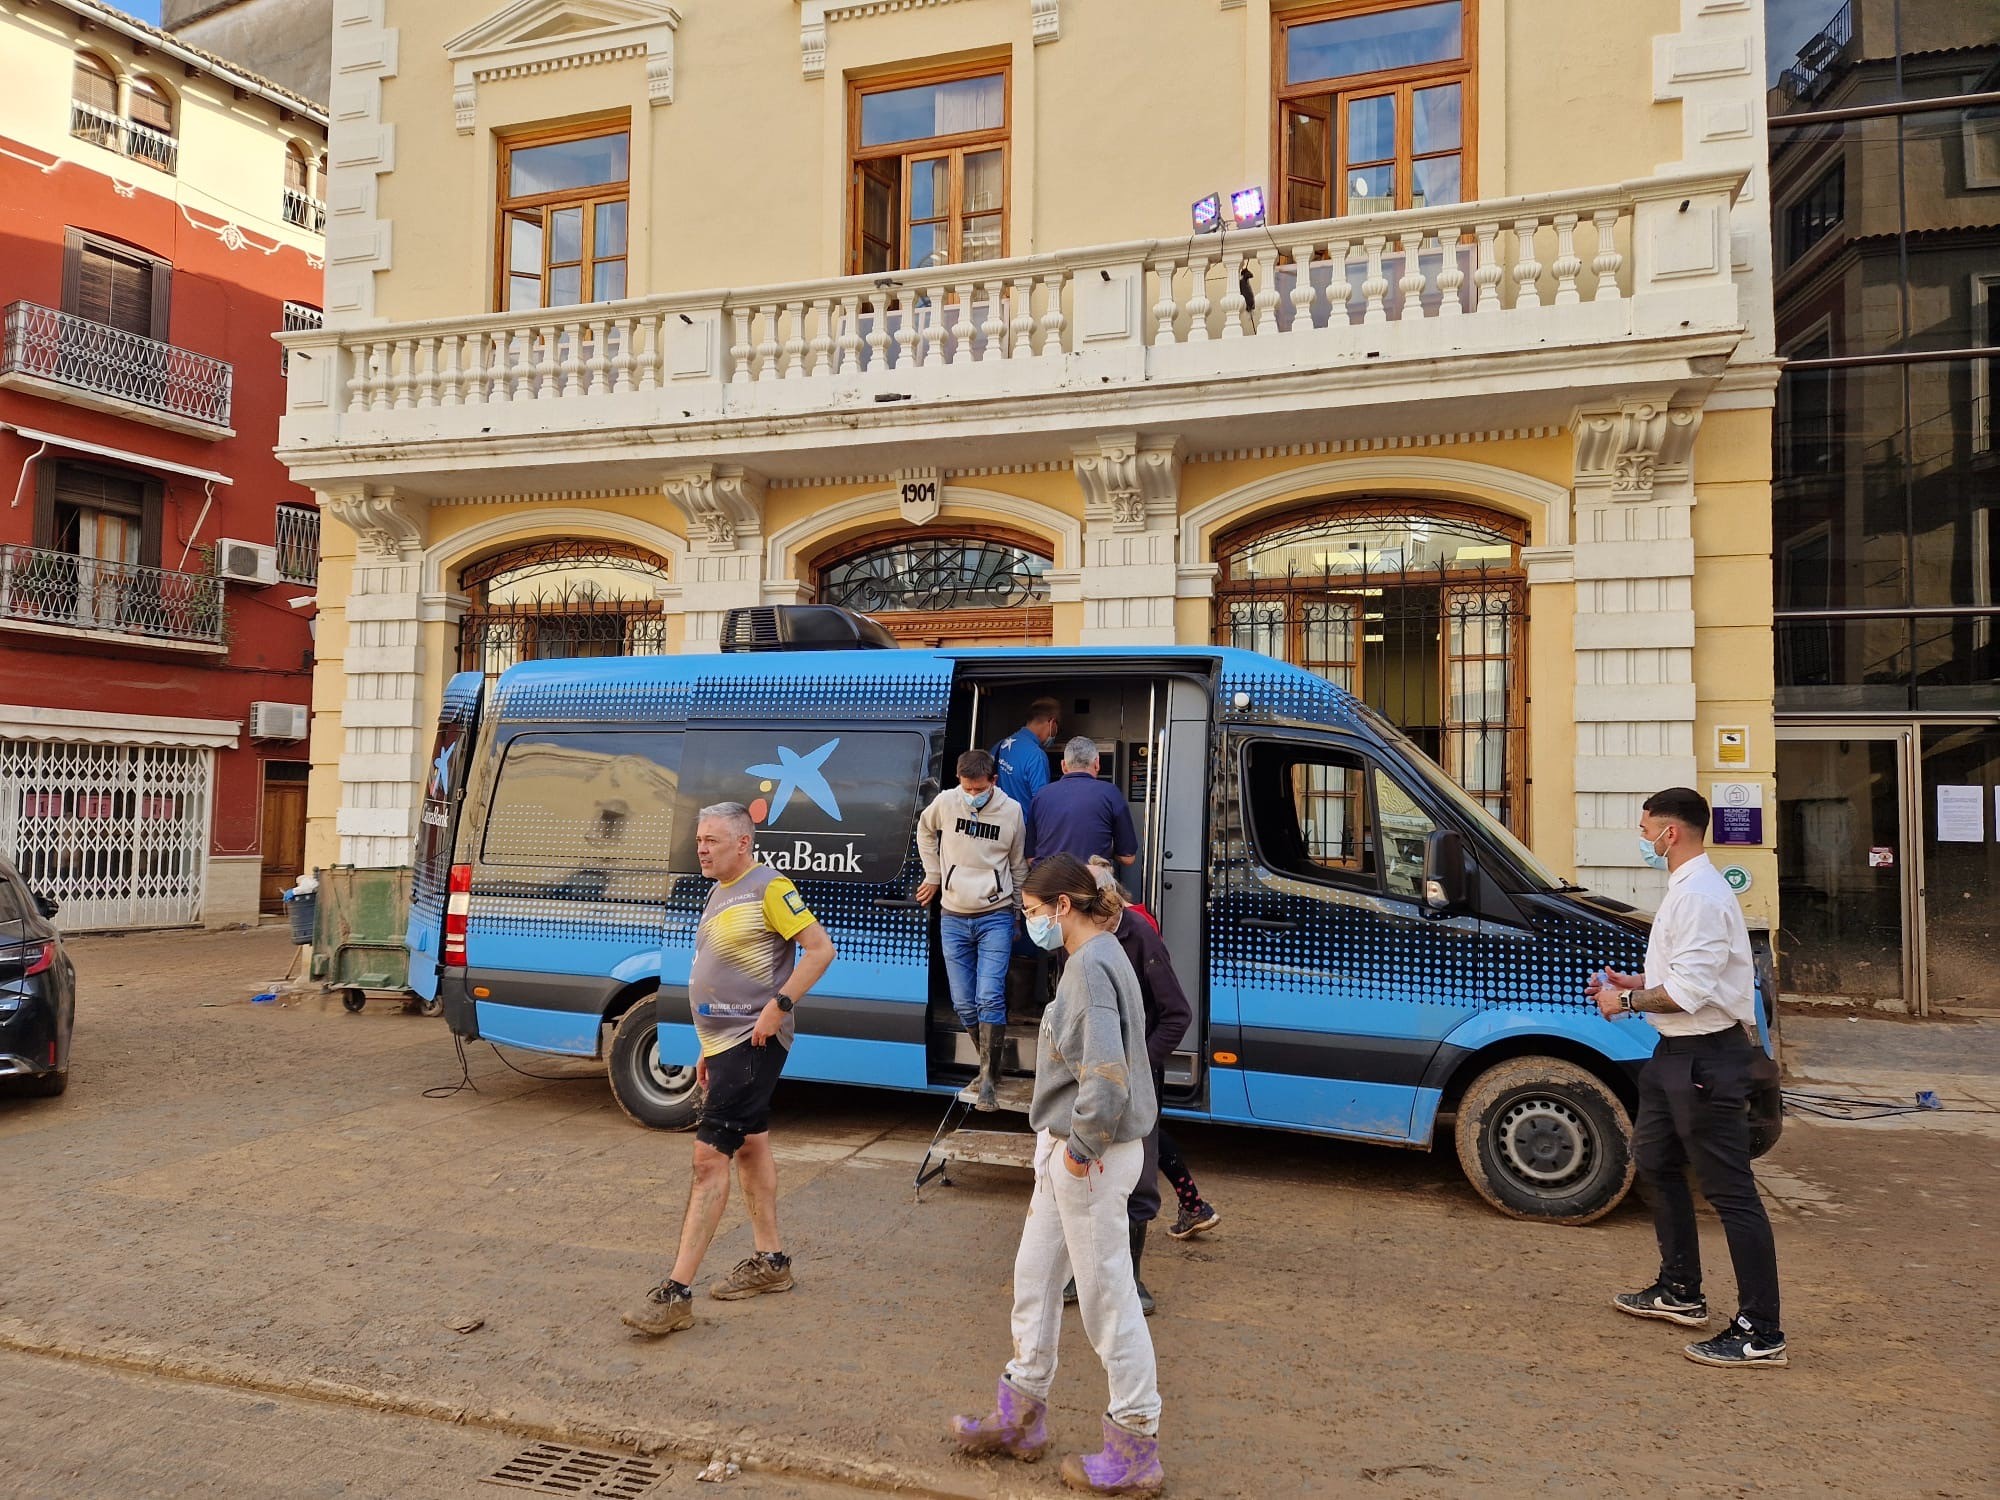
[
  {"left": 1218, "top": 665, "right": 1364, "bottom": 726},
  {"left": 497, "top": 678, "right": 695, "bottom": 725},
  {"left": 689, "top": 670, "right": 950, "bottom": 722},
  {"left": 469, "top": 894, "right": 663, "bottom": 946}
]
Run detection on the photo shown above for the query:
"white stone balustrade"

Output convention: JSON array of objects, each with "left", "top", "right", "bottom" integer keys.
[{"left": 281, "top": 170, "right": 1745, "bottom": 456}]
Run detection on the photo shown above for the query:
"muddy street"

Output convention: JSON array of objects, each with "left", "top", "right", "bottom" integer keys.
[{"left": 1, "top": 926, "right": 1993, "bottom": 1499}]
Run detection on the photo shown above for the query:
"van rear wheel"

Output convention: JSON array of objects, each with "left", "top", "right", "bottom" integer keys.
[
  {"left": 1452, "top": 1057, "right": 1634, "bottom": 1225},
  {"left": 607, "top": 998, "right": 699, "bottom": 1131}
]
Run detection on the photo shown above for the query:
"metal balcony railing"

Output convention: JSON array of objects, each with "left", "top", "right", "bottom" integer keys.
[
  {"left": 69, "top": 99, "right": 121, "bottom": 151},
  {"left": 0, "top": 543, "right": 225, "bottom": 646},
  {"left": 273, "top": 504, "right": 320, "bottom": 584},
  {"left": 68, "top": 99, "right": 179, "bottom": 173},
  {"left": 123, "top": 118, "right": 178, "bottom": 174},
  {"left": 1779, "top": 1, "right": 1854, "bottom": 107},
  {"left": 283, "top": 187, "right": 326, "bottom": 233},
  {"left": 2, "top": 301, "right": 231, "bottom": 429}
]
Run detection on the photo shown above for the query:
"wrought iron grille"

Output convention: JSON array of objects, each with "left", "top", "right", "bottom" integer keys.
[
  {"left": 461, "top": 539, "right": 672, "bottom": 596},
  {"left": 1217, "top": 555, "right": 1527, "bottom": 831},
  {"left": 282, "top": 187, "right": 326, "bottom": 232},
  {"left": 280, "top": 301, "right": 323, "bottom": 374},
  {"left": 1, "top": 301, "right": 231, "bottom": 428},
  {"left": 818, "top": 537, "right": 1051, "bottom": 613},
  {"left": 123, "top": 118, "right": 178, "bottom": 173},
  {"left": 458, "top": 601, "right": 672, "bottom": 676},
  {"left": 69, "top": 99, "right": 120, "bottom": 151},
  {"left": 0, "top": 543, "right": 225, "bottom": 646},
  {"left": 0, "top": 739, "right": 211, "bottom": 930},
  {"left": 273, "top": 504, "right": 320, "bottom": 585}
]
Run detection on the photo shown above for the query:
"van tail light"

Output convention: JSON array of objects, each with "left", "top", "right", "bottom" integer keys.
[
  {"left": 23, "top": 941, "right": 56, "bottom": 977},
  {"left": 442, "top": 863, "right": 472, "bottom": 966}
]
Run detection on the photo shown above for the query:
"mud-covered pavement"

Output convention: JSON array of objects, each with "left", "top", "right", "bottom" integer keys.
[{"left": 1, "top": 927, "right": 1993, "bottom": 1498}]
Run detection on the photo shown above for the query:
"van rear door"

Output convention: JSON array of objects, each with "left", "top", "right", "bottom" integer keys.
[{"left": 407, "top": 671, "right": 485, "bottom": 1002}]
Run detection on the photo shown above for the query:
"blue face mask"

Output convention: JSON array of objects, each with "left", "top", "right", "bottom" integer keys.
[
  {"left": 1638, "top": 830, "right": 1670, "bottom": 871},
  {"left": 1026, "top": 912, "right": 1064, "bottom": 950},
  {"left": 966, "top": 789, "right": 992, "bottom": 811}
]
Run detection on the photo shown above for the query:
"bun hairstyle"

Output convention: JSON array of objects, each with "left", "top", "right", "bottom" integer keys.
[
  {"left": 1022, "top": 852, "right": 1121, "bottom": 919},
  {"left": 1085, "top": 855, "right": 1130, "bottom": 919}
]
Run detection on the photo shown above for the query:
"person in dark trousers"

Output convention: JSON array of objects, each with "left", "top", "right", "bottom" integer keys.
[
  {"left": 991, "top": 698, "right": 1061, "bottom": 811},
  {"left": 621, "top": 803, "right": 836, "bottom": 1339},
  {"left": 1589, "top": 786, "right": 1786, "bottom": 1368},
  {"left": 1027, "top": 738, "right": 1138, "bottom": 868}
]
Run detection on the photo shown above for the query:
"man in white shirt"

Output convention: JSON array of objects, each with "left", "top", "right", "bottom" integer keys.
[{"left": 1588, "top": 786, "right": 1786, "bottom": 1369}]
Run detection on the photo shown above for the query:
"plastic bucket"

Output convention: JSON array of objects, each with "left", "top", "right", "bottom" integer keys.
[{"left": 287, "top": 892, "right": 317, "bottom": 945}]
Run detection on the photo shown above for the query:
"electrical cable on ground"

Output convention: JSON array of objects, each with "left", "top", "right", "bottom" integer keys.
[
  {"left": 1781, "top": 1087, "right": 1997, "bottom": 1121},
  {"left": 423, "top": 1031, "right": 600, "bottom": 1098}
]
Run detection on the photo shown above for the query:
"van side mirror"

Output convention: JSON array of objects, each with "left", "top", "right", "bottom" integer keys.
[
  {"left": 32, "top": 892, "right": 59, "bottom": 919},
  {"left": 1422, "top": 829, "right": 1469, "bottom": 912}
]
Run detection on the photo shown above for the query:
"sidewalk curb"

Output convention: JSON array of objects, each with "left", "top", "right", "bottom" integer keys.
[{"left": 0, "top": 1322, "right": 1016, "bottom": 1499}]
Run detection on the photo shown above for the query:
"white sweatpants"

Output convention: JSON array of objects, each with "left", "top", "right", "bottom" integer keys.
[{"left": 1003, "top": 1130, "right": 1161, "bottom": 1435}]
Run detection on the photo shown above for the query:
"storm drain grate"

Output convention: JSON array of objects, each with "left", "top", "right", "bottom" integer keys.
[{"left": 482, "top": 1442, "right": 668, "bottom": 1498}]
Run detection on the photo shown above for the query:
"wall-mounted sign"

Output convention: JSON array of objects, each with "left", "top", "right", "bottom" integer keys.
[
  {"left": 1710, "top": 780, "right": 1764, "bottom": 846},
  {"left": 1714, "top": 725, "right": 1750, "bottom": 769},
  {"left": 1868, "top": 847, "right": 1895, "bottom": 868},
  {"left": 1937, "top": 784, "right": 1984, "bottom": 843},
  {"left": 1721, "top": 864, "right": 1752, "bottom": 893},
  {"left": 898, "top": 468, "right": 942, "bottom": 526}
]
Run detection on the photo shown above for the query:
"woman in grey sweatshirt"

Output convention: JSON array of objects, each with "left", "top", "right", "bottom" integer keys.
[{"left": 949, "top": 854, "right": 1164, "bottom": 1495}]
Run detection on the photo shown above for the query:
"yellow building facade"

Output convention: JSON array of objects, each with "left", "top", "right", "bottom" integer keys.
[{"left": 282, "top": 0, "right": 1780, "bottom": 919}]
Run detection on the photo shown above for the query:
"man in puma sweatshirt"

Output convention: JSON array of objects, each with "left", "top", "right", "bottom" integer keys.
[{"left": 917, "top": 749, "right": 1029, "bottom": 1111}]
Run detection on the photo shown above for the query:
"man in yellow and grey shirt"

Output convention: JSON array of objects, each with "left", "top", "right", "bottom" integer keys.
[{"left": 623, "top": 802, "right": 835, "bottom": 1339}]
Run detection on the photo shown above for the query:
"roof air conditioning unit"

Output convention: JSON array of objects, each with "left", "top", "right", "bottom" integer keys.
[
  {"left": 249, "top": 702, "right": 310, "bottom": 741},
  {"left": 217, "top": 539, "right": 279, "bottom": 586}
]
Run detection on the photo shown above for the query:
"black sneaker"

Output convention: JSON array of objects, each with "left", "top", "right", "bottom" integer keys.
[
  {"left": 1166, "top": 1201, "right": 1220, "bottom": 1240},
  {"left": 1685, "top": 1316, "right": 1789, "bottom": 1368},
  {"left": 1611, "top": 1280, "right": 1710, "bottom": 1327}
]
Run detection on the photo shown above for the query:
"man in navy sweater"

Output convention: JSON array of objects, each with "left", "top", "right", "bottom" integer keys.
[{"left": 1028, "top": 738, "right": 1138, "bottom": 869}]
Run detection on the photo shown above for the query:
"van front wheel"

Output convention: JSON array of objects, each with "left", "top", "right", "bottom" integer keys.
[
  {"left": 1452, "top": 1058, "right": 1634, "bottom": 1225},
  {"left": 607, "top": 999, "right": 700, "bottom": 1131}
]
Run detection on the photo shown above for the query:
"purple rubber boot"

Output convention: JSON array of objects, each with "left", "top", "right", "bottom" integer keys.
[
  {"left": 1059, "top": 1414, "right": 1164, "bottom": 1494},
  {"left": 949, "top": 1375, "right": 1049, "bottom": 1462}
]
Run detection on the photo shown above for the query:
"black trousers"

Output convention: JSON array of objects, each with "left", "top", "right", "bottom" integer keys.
[{"left": 1632, "top": 1030, "right": 1782, "bottom": 1331}]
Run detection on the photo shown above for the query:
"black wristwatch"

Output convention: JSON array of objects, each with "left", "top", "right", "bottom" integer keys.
[{"left": 773, "top": 994, "right": 795, "bottom": 1014}]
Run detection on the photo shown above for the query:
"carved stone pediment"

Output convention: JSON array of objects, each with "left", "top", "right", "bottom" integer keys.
[
  {"left": 662, "top": 465, "right": 766, "bottom": 551},
  {"left": 446, "top": 0, "right": 681, "bottom": 133}
]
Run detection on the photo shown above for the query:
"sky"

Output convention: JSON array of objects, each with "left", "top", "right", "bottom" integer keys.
[{"left": 105, "top": 2, "right": 164, "bottom": 26}]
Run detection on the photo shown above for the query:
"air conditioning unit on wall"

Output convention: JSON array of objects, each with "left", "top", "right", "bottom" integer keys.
[
  {"left": 249, "top": 702, "right": 309, "bottom": 741},
  {"left": 217, "top": 539, "right": 279, "bottom": 586}
]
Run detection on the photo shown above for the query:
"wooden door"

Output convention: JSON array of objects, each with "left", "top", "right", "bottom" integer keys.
[{"left": 259, "top": 776, "right": 308, "bottom": 913}]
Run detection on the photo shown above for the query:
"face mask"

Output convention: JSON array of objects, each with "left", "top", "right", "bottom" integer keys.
[
  {"left": 1026, "top": 912, "right": 1064, "bottom": 950},
  {"left": 1637, "top": 830, "right": 1670, "bottom": 871},
  {"left": 966, "top": 789, "right": 992, "bottom": 811}
]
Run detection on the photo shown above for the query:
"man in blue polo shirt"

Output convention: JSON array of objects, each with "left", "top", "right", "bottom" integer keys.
[
  {"left": 1027, "top": 737, "right": 1138, "bottom": 869},
  {"left": 992, "top": 698, "right": 1061, "bottom": 811}
]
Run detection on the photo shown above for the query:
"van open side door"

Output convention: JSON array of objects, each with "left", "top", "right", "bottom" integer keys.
[{"left": 406, "top": 671, "right": 484, "bottom": 1007}]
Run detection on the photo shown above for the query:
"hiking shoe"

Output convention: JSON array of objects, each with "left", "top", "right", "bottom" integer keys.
[
  {"left": 621, "top": 1281, "right": 694, "bottom": 1337},
  {"left": 710, "top": 1251, "right": 794, "bottom": 1301},
  {"left": 1612, "top": 1281, "right": 1709, "bottom": 1327},
  {"left": 1166, "top": 1201, "right": 1219, "bottom": 1240},
  {"left": 1685, "top": 1317, "right": 1789, "bottom": 1368}
]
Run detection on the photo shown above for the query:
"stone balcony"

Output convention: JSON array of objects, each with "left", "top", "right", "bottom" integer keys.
[{"left": 278, "top": 168, "right": 1752, "bottom": 497}]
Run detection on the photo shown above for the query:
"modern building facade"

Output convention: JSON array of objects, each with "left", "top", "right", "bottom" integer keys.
[
  {"left": 281, "top": 0, "right": 1779, "bottom": 925},
  {"left": 0, "top": 0, "right": 328, "bottom": 929},
  {"left": 1768, "top": 0, "right": 2000, "bottom": 1011}
]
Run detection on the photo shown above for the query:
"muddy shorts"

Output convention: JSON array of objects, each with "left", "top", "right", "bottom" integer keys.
[{"left": 696, "top": 1039, "right": 788, "bottom": 1156}]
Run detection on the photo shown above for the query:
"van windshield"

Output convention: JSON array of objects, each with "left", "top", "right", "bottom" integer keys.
[{"left": 1371, "top": 719, "right": 1570, "bottom": 892}]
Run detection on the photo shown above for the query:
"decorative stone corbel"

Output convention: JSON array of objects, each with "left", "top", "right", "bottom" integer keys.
[
  {"left": 324, "top": 485, "right": 425, "bottom": 559},
  {"left": 800, "top": 2, "right": 827, "bottom": 78},
  {"left": 1032, "top": 0, "right": 1061, "bottom": 44},
  {"left": 1073, "top": 433, "right": 1182, "bottom": 532},
  {"left": 1571, "top": 399, "right": 1704, "bottom": 503},
  {"left": 662, "top": 464, "right": 766, "bottom": 551}
]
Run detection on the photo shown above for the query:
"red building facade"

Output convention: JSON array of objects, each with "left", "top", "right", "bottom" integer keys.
[{"left": 0, "top": 0, "right": 326, "bottom": 928}]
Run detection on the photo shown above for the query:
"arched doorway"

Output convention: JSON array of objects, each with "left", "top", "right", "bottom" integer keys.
[
  {"left": 813, "top": 527, "right": 1054, "bottom": 646},
  {"left": 457, "top": 538, "right": 673, "bottom": 675},
  {"left": 1214, "top": 500, "right": 1529, "bottom": 830}
]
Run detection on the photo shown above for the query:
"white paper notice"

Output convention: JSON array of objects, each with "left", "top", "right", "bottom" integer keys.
[{"left": 1936, "top": 784, "right": 1984, "bottom": 842}]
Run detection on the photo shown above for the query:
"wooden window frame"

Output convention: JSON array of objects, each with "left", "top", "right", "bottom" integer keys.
[
  {"left": 1273, "top": 0, "right": 1478, "bottom": 223},
  {"left": 492, "top": 117, "right": 631, "bottom": 314},
  {"left": 35, "top": 459, "right": 164, "bottom": 569},
  {"left": 60, "top": 228, "right": 171, "bottom": 342},
  {"left": 848, "top": 60, "right": 1011, "bottom": 276}
]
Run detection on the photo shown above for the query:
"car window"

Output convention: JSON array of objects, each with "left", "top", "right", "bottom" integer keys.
[
  {"left": 0, "top": 875, "right": 28, "bottom": 926},
  {"left": 1243, "top": 741, "right": 1377, "bottom": 890}
]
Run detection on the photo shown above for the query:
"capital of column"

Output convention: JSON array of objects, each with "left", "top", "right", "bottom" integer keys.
[
  {"left": 1073, "top": 433, "right": 1183, "bottom": 532},
  {"left": 321, "top": 484, "right": 426, "bottom": 560},
  {"left": 662, "top": 464, "right": 766, "bottom": 553},
  {"left": 1570, "top": 399, "right": 1703, "bottom": 504}
]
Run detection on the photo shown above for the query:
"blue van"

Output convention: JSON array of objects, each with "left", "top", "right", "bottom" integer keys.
[{"left": 409, "top": 605, "right": 1774, "bottom": 1224}]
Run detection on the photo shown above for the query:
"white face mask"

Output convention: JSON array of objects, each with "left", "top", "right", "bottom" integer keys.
[{"left": 1638, "top": 829, "right": 1670, "bottom": 871}]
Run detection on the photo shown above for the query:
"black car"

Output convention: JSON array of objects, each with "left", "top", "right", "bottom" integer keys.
[{"left": 0, "top": 858, "right": 74, "bottom": 1098}]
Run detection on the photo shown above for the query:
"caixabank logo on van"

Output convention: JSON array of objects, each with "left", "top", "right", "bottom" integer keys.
[{"left": 674, "top": 728, "right": 927, "bottom": 884}]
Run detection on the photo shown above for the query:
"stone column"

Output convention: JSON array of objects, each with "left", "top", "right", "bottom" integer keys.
[
  {"left": 1569, "top": 399, "right": 1704, "bottom": 907},
  {"left": 660, "top": 465, "right": 767, "bottom": 649},
  {"left": 322, "top": 484, "right": 429, "bottom": 867},
  {"left": 1072, "top": 433, "right": 1183, "bottom": 646}
]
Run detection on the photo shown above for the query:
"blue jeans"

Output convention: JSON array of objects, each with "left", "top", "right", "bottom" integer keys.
[{"left": 942, "top": 908, "right": 1014, "bottom": 1028}]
